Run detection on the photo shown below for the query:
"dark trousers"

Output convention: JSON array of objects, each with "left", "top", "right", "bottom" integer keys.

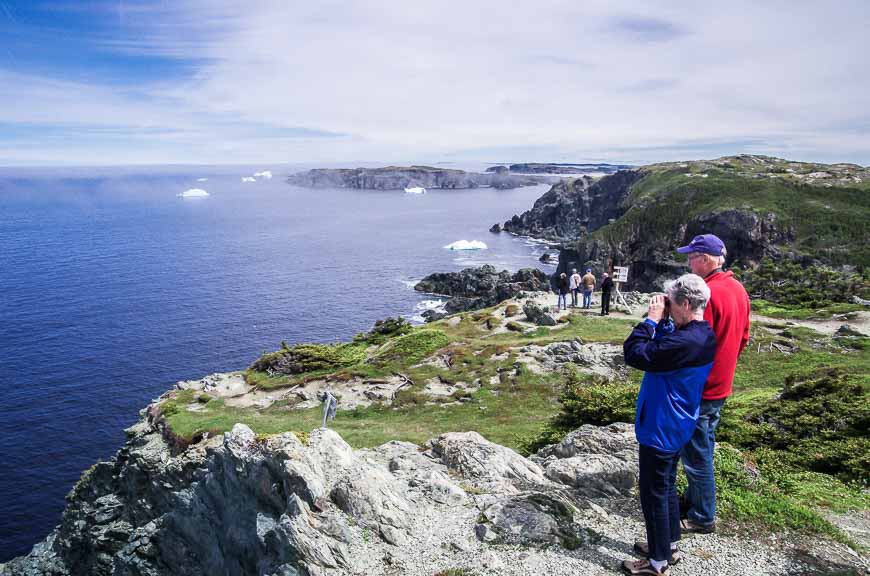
[
  {"left": 601, "top": 291, "right": 611, "bottom": 314},
  {"left": 638, "top": 444, "right": 681, "bottom": 562}
]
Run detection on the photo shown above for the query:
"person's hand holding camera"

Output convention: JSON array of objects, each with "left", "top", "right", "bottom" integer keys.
[{"left": 647, "top": 294, "right": 667, "bottom": 323}]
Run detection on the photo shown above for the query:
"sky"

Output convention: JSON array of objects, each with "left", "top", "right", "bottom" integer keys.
[{"left": 1, "top": 0, "right": 868, "bottom": 166}]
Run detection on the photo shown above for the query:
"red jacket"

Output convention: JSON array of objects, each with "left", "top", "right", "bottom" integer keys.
[{"left": 702, "top": 270, "right": 750, "bottom": 400}]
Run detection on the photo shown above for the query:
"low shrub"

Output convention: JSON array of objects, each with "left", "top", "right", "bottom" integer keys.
[
  {"left": 353, "top": 316, "right": 413, "bottom": 345},
  {"left": 250, "top": 342, "right": 367, "bottom": 375},
  {"left": 506, "top": 321, "right": 524, "bottom": 332},
  {"left": 504, "top": 304, "right": 520, "bottom": 317},
  {"left": 739, "top": 258, "right": 870, "bottom": 307},
  {"left": 369, "top": 329, "right": 451, "bottom": 367},
  {"left": 718, "top": 368, "right": 869, "bottom": 484}
]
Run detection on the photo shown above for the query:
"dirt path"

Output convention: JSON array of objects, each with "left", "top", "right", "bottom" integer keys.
[{"left": 752, "top": 310, "right": 870, "bottom": 336}]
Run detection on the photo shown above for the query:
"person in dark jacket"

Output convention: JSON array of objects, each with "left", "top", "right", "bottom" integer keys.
[
  {"left": 621, "top": 274, "right": 716, "bottom": 576},
  {"left": 557, "top": 272, "right": 569, "bottom": 310},
  {"left": 600, "top": 272, "right": 614, "bottom": 315}
]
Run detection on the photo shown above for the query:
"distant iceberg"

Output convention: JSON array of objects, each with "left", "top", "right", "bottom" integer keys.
[
  {"left": 177, "top": 188, "right": 209, "bottom": 198},
  {"left": 404, "top": 186, "right": 426, "bottom": 194},
  {"left": 254, "top": 171, "right": 273, "bottom": 179},
  {"left": 241, "top": 176, "right": 256, "bottom": 183},
  {"left": 444, "top": 240, "right": 487, "bottom": 251},
  {"left": 196, "top": 177, "right": 208, "bottom": 182}
]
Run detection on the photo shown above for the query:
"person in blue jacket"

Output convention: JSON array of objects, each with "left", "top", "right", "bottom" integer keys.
[{"left": 621, "top": 274, "right": 716, "bottom": 576}]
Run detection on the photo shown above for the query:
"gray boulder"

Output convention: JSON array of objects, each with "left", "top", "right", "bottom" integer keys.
[
  {"left": 426, "top": 431, "right": 548, "bottom": 492},
  {"left": 523, "top": 302, "right": 557, "bottom": 326}
]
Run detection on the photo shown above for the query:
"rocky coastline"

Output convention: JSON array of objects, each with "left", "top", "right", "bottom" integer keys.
[
  {"left": 3, "top": 154, "right": 868, "bottom": 575},
  {"left": 414, "top": 265, "right": 550, "bottom": 315},
  {"left": 287, "top": 166, "right": 545, "bottom": 190},
  {"left": 4, "top": 412, "right": 857, "bottom": 576},
  {"left": 492, "top": 155, "right": 870, "bottom": 293}
]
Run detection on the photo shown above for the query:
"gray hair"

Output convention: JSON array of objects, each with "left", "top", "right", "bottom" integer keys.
[
  {"left": 665, "top": 273, "right": 711, "bottom": 312},
  {"left": 717, "top": 247, "right": 727, "bottom": 267}
]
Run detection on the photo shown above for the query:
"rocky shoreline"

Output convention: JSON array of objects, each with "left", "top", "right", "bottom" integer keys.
[
  {"left": 3, "top": 413, "right": 858, "bottom": 576},
  {"left": 414, "top": 265, "right": 550, "bottom": 316}
]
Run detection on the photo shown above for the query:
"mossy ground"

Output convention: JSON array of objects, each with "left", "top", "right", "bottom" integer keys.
[{"left": 161, "top": 302, "right": 869, "bottom": 548}]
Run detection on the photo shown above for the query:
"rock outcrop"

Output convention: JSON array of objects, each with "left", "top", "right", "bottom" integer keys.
[
  {"left": 287, "top": 166, "right": 542, "bottom": 190},
  {"left": 414, "top": 265, "right": 550, "bottom": 314},
  {"left": 496, "top": 170, "right": 644, "bottom": 242},
  {"left": 3, "top": 413, "right": 856, "bottom": 575},
  {"left": 3, "top": 412, "right": 645, "bottom": 576}
]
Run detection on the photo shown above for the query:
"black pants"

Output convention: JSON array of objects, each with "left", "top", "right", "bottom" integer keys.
[
  {"left": 601, "top": 291, "right": 611, "bottom": 314},
  {"left": 638, "top": 444, "right": 681, "bottom": 562}
]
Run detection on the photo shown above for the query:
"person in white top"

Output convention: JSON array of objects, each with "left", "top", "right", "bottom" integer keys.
[{"left": 569, "top": 268, "right": 582, "bottom": 307}]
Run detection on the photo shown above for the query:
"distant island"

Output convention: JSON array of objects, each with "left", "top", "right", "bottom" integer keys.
[
  {"left": 486, "top": 163, "right": 634, "bottom": 175},
  {"left": 287, "top": 165, "right": 546, "bottom": 190}
]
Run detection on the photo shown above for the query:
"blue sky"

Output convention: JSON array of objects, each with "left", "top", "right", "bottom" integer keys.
[{"left": 1, "top": 1, "right": 869, "bottom": 166}]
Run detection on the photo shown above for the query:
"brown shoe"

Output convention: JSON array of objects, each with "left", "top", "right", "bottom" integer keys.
[
  {"left": 632, "top": 541, "right": 683, "bottom": 565},
  {"left": 681, "top": 518, "right": 716, "bottom": 534},
  {"left": 621, "top": 558, "right": 669, "bottom": 575}
]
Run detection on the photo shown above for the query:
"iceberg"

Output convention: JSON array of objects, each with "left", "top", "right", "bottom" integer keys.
[
  {"left": 254, "top": 171, "right": 273, "bottom": 179},
  {"left": 444, "top": 240, "right": 487, "bottom": 251},
  {"left": 404, "top": 186, "right": 426, "bottom": 194},
  {"left": 177, "top": 188, "right": 209, "bottom": 198},
  {"left": 241, "top": 176, "right": 256, "bottom": 183}
]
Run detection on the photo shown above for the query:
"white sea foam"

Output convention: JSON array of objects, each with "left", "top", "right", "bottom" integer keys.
[
  {"left": 177, "top": 188, "right": 209, "bottom": 198},
  {"left": 444, "top": 239, "right": 487, "bottom": 251},
  {"left": 196, "top": 177, "right": 208, "bottom": 182},
  {"left": 241, "top": 176, "right": 256, "bottom": 183},
  {"left": 409, "top": 298, "right": 447, "bottom": 323},
  {"left": 404, "top": 186, "right": 426, "bottom": 194},
  {"left": 254, "top": 171, "right": 273, "bottom": 179},
  {"left": 400, "top": 279, "right": 419, "bottom": 290}
]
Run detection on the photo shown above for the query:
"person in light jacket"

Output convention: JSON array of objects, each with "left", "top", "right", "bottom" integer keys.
[
  {"left": 569, "top": 268, "right": 582, "bottom": 307},
  {"left": 620, "top": 274, "right": 716, "bottom": 576}
]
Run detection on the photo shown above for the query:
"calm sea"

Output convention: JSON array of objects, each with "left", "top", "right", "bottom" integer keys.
[{"left": 0, "top": 165, "right": 554, "bottom": 561}]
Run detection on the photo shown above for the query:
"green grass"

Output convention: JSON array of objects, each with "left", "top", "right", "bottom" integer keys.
[
  {"left": 750, "top": 299, "right": 865, "bottom": 320},
  {"left": 159, "top": 305, "right": 869, "bottom": 548},
  {"left": 588, "top": 168, "right": 870, "bottom": 268},
  {"left": 165, "top": 369, "right": 562, "bottom": 451}
]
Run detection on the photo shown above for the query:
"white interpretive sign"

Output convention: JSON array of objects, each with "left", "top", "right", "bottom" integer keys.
[{"left": 613, "top": 266, "right": 629, "bottom": 283}]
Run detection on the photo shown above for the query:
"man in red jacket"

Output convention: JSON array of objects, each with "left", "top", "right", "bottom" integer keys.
[{"left": 675, "top": 234, "right": 750, "bottom": 532}]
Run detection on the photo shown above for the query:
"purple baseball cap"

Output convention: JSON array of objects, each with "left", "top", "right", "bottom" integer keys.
[{"left": 677, "top": 234, "right": 725, "bottom": 256}]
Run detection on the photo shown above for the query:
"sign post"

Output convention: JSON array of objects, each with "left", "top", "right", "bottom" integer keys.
[{"left": 612, "top": 266, "right": 632, "bottom": 314}]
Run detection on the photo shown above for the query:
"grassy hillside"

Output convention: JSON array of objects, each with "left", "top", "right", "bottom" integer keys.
[
  {"left": 593, "top": 157, "right": 870, "bottom": 268},
  {"left": 155, "top": 303, "right": 869, "bottom": 548}
]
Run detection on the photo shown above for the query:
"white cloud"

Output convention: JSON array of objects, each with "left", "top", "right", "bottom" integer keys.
[{"left": 2, "top": 0, "right": 869, "bottom": 165}]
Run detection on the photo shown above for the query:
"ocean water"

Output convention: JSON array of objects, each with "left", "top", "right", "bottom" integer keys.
[{"left": 0, "top": 165, "right": 555, "bottom": 561}]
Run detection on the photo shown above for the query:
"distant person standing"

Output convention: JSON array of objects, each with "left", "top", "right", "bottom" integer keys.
[
  {"left": 675, "top": 234, "right": 751, "bottom": 534},
  {"left": 600, "top": 272, "right": 614, "bottom": 315},
  {"left": 569, "top": 268, "right": 582, "bottom": 307},
  {"left": 557, "top": 272, "right": 569, "bottom": 310},
  {"left": 581, "top": 268, "right": 596, "bottom": 309}
]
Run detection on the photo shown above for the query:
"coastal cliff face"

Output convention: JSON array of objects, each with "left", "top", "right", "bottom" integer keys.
[
  {"left": 287, "top": 166, "right": 543, "bottom": 190},
  {"left": 500, "top": 155, "right": 869, "bottom": 292},
  {"left": 498, "top": 171, "right": 644, "bottom": 242}
]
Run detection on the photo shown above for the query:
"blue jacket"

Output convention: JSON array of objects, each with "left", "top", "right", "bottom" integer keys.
[{"left": 623, "top": 319, "right": 716, "bottom": 453}]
